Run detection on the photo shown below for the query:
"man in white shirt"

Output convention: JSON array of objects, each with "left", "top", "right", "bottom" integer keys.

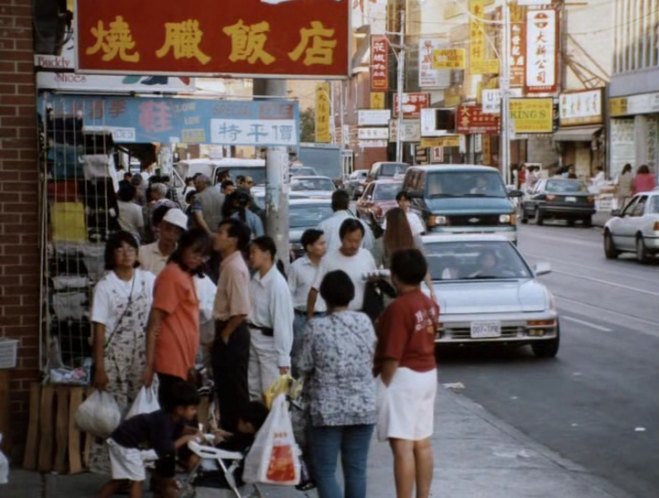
[
  {"left": 288, "top": 229, "right": 327, "bottom": 371},
  {"left": 317, "top": 189, "right": 374, "bottom": 253},
  {"left": 138, "top": 207, "right": 188, "bottom": 275},
  {"left": 116, "top": 184, "right": 144, "bottom": 242},
  {"left": 308, "top": 218, "right": 377, "bottom": 315}
]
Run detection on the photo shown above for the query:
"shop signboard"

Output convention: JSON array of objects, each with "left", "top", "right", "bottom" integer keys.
[
  {"left": 609, "top": 97, "right": 628, "bottom": 117},
  {"left": 420, "top": 135, "right": 461, "bottom": 148},
  {"left": 509, "top": 98, "right": 553, "bottom": 133},
  {"left": 41, "top": 94, "right": 300, "bottom": 145},
  {"left": 389, "top": 119, "right": 421, "bottom": 142},
  {"left": 609, "top": 118, "right": 636, "bottom": 179},
  {"left": 371, "top": 35, "right": 389, "bottom": 90},
  {"left": 370, "top": 92, "right": 386, "bottom": 110},
  {"left": 525, "top": 9, "right": 558, "bottom": 94},
  {"left": 315, "top": 83, "right": 331, "bottom": 143},
  {"left": 457, "top": 105, "right": 500, "bottom": 134},
  {"left": 359, "top": 139, "right": 388, "bottom": 148},
  {"left": 36, "top": 72, "right": 194, "bottom": 93},
  {"left": 76, "top": 0, "right": 350, "bottom": 78},
  {"left": 559, "top": 89, "right": 603, "bottom": 126},
  {"left": 482, "top": 89, "right": 501, "bottom": 114},
  {"left": 358, "top": 109, "right": 391, "bottom": 126},
  {"left": 430, "top": 147, "right": 444, "bottom": 163},
  {"left": 358, "top": 127, "right": 389, "bottom": 140},
  {"left": 610, "top": 92, "right": 659, "bottom": 116},
  {"left": 469, "top": 0, "right": 499, "bottom": 74},
  {"left": 393, "top": 92, "right": 431, "bottom": 118},
  {"left": 509, "top": 2, "right": 527, "bottom": 87},
  {"left": 419, "top": 39, "right": 451, "bottom": 88}
]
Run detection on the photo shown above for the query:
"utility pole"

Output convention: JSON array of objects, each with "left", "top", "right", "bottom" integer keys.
[
  {"left": 253, "top": 79, "right": 290, "bottom": 271},
  {"left": 395, "top": 10, "right": 405, "bottom": 163},
  {"left": 500, "top": 2, "right": 512, "bottom": 185}
]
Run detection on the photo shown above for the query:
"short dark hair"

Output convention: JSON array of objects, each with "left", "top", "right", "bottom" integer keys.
[
  {"left": 117, "top": 184, "right": 136, "bottom": 202},
  {"left": 339, "top": 218, "right": 365, "bottom": 240},
  {"left": 152, "top": 204, "right": 171, "bottom": 227},
  {"left": 301, "top": 229, "right": 324, "bottom": 251},
  {"left": 390, "top": 248, "right": 427, "bottom": 285},
  {"left": 185, "top": 190, "right": 196, "bottom": 204},
  {"left": 104, "top": 231, "right": 139, "bottom": 270},
  {"left": 165, "top": 380, "right": 200, "bottom": 412},
  {"left": 169, "top": 228, "right": 212, "bottom": 274},
  {"left": 218, "top": 218, "right": 252, "bottom": 251},
  {"left": 638, "top": 164, "right": 650, "bottom": 174},
  {"left": 236, "top": 175, "right": 246, "bottom": 184},
  {"left": 251, "top": 236, "right": 277, "bottom": 260},
  {"left": 221, "top": 179, "right": 234, "bottom": 190},
  {"left": 396, "top": 190, "right": 411, "bottom": 202},
  {"left": 320, "top": 270, "right": 355, "bottom": 307},
  {"left": 331, "top": 189, "right": 350, "bottom": 211},
  {"left": 239, "top": 401, "right": 269, "bottom": 431}
]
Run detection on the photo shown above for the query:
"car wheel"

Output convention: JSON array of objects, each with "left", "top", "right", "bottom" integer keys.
[
  {"left": 603, "top": 230, "right": 619, "bottom": 259},
  {"left": 532, "top": 326, "right": 560, "bottom": 358},
  {"left": 534, "top": 208, "right": 544, "bottom": 226},
  {"left": 636, "top": 235, "right": 650, "bottom": 264},
  {"left": 583, "top": 216, "right": 592, "bottom": 228}
]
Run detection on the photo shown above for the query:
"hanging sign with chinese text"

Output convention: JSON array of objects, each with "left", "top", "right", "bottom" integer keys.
[
  {"left": 41, "top": 94, "right": 300, "bottom": 145},
  {"left": 431, "top": 48, "right": 466, "bottom": 70},
  {"left": 420, "top": 135, "right": 462, "bottom": 148},
  {"left": 456, "top": 106, "right": 500, "bottom": 134},
  {"left": 75, "top": 0, "right": 350, "bottom": 78},
  {"left": 469, "top": 0, "right": 499, "bottom": 74},
  {"left": 559, "top": 89, "right": 603, "bottom": 126},
  {"left": 315, "top": 83, "right": 331, "bottom": 143},
  {"left": 393, "top": 92, "right": 431, "bottom": 118},
  {"left": 525, "top": 9, "right": 558, "bottom": 94},
  {"left": 419, "top": 39, "right": 451, "bottom": 88},
  {"left": 371, "top": 35, "right": 389, "bottom": 90},
  {"left": 370, "top": 92, "right": 386, "bottom": 109},
  {"left": 509, "top": 2, "right": 526, "bottom": 87}
]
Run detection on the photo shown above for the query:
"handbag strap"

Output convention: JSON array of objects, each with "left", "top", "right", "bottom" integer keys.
[{"left": 104, "top": 272, "right": 137, "bottom": 349}]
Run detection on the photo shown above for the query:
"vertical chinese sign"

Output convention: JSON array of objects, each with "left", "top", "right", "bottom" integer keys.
[
  {"left": 370, "top": 35, "right": 389, "bottom": 91},
  {"left": 315, "top": 83, "right": 331, "bottom": 143},
  {"left": 525, "top": 9, "right": 558, "bottom": 94},
  {"left": 419, "top": 38, "right": 451, "bottom": 88},
  {"left": 75, "top": 0, "right": 350, "bottom": 77},
  {"left": 469, "top": 0, "right": 499, "bottom": 75},
  {"left": 509, "top": 2, "right": 526, "bottom": 87}
]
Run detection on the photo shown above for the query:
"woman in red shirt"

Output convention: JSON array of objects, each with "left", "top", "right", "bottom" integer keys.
[
  {"left": 632, "top": 164, "right": 658, "bottom": 194},
  {"left": 375, "top": 248, "right": 439, "bottom": 498}
]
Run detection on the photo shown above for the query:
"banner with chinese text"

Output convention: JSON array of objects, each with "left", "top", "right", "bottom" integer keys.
[
  {"left": 559, "top": 89, "right": 603, "bottom": 126},
  {"left": 525, "top": 9, "right": 558, "bottom": 94},
  {"left": 431, "top": 49, "right": 466, "bottom": 70},
  {"left": 76, "top": 0, "right": 350, "bottom": 78},
  {"left": 456, "top": 106, "right": 500, "bottom": 134},
  {"left": 419, "top": 39, "right": 451, "bottom": 88},
  {"left": 509, "top": 2, "right": 526, "bottom": 87},
  {"left": 40, "top": 94, "right": 300, "bottom": 145},
  {"left": 315, "top": 83, "right": 331, "bottom": 143},
  {"left": 370, "top": 35, "right": 389, "bottom": 91},
  {"left": 469, "top": 0, "right": 499, "bottom": 74},
  {"left": 393, "top": 93, "right": 431, "bottom": 118}
]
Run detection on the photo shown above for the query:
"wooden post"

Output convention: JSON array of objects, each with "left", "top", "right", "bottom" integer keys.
[
  {"left": 37, "top": 385, "right": 55, "bottom": 472},
  {"left": 68, "top": 387, "right": 84, "bottom": 474},
  {"left": 0, "top": 370, "right": 10, "bottom": 456},
  {"left": 54, "top": 387, "right": 69, "bottom": 473},
  {"left": 23, "top": 383, "right": 41, "bottom": 469}
]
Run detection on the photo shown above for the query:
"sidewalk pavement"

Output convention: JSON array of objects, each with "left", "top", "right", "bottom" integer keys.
[{"left": 2, "top": 386, "right": 630, "bottom": 498}]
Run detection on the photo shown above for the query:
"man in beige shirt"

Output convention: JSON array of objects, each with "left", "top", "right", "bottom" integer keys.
[
  {"left": 211, "top": 217, "right": 252, "bottom": 432},
  {"left": 138, "top": 207, "right": 188, "bottom": 275}
]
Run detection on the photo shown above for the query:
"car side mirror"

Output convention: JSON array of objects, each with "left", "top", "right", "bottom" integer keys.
[
  {"left": 508, "top": 189, "right": 524, "bottom": 198},
  {"left": 533, "top": 262, "right": 552, "bottom": 276},
  {"left": 611, "top": 209, "right": 621, "bottom": 217}
]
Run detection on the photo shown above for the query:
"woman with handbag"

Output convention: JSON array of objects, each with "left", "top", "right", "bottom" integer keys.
[{"left": 89, "top": 231, "right": 156, "bottom": 474}]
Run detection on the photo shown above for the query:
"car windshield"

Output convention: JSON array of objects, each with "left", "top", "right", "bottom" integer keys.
[
  {"left": 545, "top": 179, "right": 588, "bottom": 193},
  {"left": 291, "top": 177, "right": 335, "bottom": 191},
  {"left": 426, "top": 171, "right": 507, "bottom": 198},
  {"left": 373, "top": 182, "right": 401, "bottom": 201},
  {"left": 289, "top": 203, "right": 333, "bottom": 228},
  {"left": 378, "top": 163, "right": 408, "bottom": 177},
  {"left": 291, "top": 167, "right": 317, "bottom": 176},
  {"left": 425, "top": 241, "right": 532, "bottom": 280},
  {"left": 650, "top": 196, "right": 659, "bottom": 213},
  {"left": 225, "top": 167, "right": 266, "bottom": 186}
]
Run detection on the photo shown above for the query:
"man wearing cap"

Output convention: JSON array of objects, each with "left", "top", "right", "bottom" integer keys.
[
  {"left": 139, "top": 207, "right": 188, "bottom": 276},
  {"left": 191, "top": 174, "right": 225, "bottom": 234}
]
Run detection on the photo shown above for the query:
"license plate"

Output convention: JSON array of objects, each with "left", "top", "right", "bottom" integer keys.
[
  {"left": 470, "top": 321, "right": 501, "bottom": 338},
  {"left": 565, "top": 196, "right": 577, "bottom": 202}
]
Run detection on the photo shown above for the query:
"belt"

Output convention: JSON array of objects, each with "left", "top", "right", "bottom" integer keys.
[
  {"left": 247, "top": 322, "right": 274, "bottom": 337},
  {"left": 294, "top": 309, "right": 324, "bottom": 317}
]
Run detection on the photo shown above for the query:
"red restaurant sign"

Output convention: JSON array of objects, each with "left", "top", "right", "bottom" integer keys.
[
  {"left": 393, "top": 92, "right": 430, "bottom": 118},
  {"left": 75, "top": 0, "right": 350, "bottom": 78},
  {"left": 370, "top": 35, "right": 389, "bottom": 91},
  {"left": 456, "top": 106, "right": 500, "bottom": 134}
]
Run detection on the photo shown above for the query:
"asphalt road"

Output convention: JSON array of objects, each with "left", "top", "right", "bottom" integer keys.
[{"left": 436, "top": 221, "right": 659, "bottom": 498}]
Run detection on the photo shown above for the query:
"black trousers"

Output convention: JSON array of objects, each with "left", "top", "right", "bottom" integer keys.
[{"left": 211, "top": 321, "right": 250, "bottom": 433}]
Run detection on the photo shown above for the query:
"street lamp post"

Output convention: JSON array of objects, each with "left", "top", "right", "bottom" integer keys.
[
  {"left": 395, "top": 10, "right": 405, "bottom": 163},
  {"left": 501, "top": 1, "right": 512, "bottom": 185}
]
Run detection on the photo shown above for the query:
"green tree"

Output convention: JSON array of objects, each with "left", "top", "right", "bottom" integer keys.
[{"left": 300, "top": 107, "right": 315, "bottom": 143}]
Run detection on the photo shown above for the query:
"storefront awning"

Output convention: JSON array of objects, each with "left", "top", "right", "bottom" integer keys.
[{"left": 553, "top": 126, "right": 602, "bottom": 142}]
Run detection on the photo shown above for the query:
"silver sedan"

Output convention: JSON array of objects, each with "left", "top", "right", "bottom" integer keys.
[{"left": 424, "top": 234, "right": 559, "bottom": 358}]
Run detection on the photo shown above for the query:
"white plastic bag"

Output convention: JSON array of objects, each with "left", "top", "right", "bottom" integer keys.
[
  {"left": 74, "top": 390, "right": 122, "bottom": 438},
  {"left": 0, "top": 433, "right": 8, "bottom": 484},
  {"left": 243, "top": 394, "right": 300, "bottom": 486},
  {"left": 125, "top": 386, "right": 160, "bottom": 419}
]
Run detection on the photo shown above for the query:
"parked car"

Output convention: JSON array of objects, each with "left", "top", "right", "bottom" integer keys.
[
  {"left": 356, "top": 179, "right": 402, "bottom": 226},
  {"left": 424, "top": 234, "right": 559, "bottom": 358},
  {"left": 346, "top": 169, "right": 369, "bottom": 199},
  {"left": 289, "top": 198, "right": 334, "bottom": 259},
  {"left": 402, "top": 165, "right": 522, "bottom": 243},
  {"left": 289, "top": 175, "right": 336, "bottom": 199},
  {"left": 603, "top": 189, "right": 659, "bottom": 263},
  {"left": 368, "top": 161, "right": 409, "bottom": 182},
  {"left": 520, "top": 178, "right": 595, "bottom": 226}
]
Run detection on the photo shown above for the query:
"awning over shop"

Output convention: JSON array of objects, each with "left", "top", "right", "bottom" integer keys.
[{"left": 553, "top": 126, "right": 602, "bottom": 142}]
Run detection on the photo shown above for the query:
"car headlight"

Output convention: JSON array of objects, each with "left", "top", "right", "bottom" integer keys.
[
  {"left": 428, "top": 215, "right": 448, "bottom": 227},
  {"left": 499, "top": 213, "right": 516, "bottom": 224}
]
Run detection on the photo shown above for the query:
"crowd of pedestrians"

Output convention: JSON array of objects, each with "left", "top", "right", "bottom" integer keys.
[{"left": 93, "top": 173, "right": 440, "bottom": 498}]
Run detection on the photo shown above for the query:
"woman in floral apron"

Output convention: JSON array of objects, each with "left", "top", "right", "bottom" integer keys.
[{"left": 88, "top": 231, "right": 156, "bottom": 474}]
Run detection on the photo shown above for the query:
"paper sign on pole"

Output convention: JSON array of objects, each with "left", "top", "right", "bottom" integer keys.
[{"left": 315, "top": 83, "right": 331, "bottom": 143}]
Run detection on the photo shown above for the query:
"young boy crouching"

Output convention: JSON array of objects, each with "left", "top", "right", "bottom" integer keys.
[{"left": 98, "top": 381, "right": 201, "bottom": 498}]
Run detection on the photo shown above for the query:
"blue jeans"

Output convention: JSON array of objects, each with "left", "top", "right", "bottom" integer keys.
[{"left": 309, "top": 424, "right": 374, "bottom": 498}]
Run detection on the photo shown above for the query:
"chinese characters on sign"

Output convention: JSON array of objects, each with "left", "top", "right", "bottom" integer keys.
[
  {"left": 393, "top": 93, "right": 430, "bottom": 118},
  {"left": 370, "top": 35, "right": 389, "bottom": 91},
  {"left": 525, "top": 9, "right": 558, "bottom": 94},
  {"left": 419, "top": 39, "right": 451, "bottom": 88},
  {"left": 315, "top": 83, "right": 331, "bottom": 143},
  {"left": 456, "top": 106, "right": 500, "bottom": 134},
  {"left": 509, "top": 2, "right": 526, "bottom": 87},
  {"left": 370, "top": 92, "right": 386, "bottom": 110},
  {"left": 76, "top": 0, "right": 349, "bottom": 77},
  {"left": 509, "top": 98, "right": 553, "bottom": 133},
  {"left": 431, "top": 48, "right": 466, "bottom": 70},
  {"left": 559, "top": 89, "right": 603, "bottom": 126},
  {"left": 469, "top": 0, "right": 499, "bottom": 74}
]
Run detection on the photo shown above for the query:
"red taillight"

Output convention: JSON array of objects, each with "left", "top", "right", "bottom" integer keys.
[
  {"left": 653, "top": 221, "right": 659, "bottom": 231},
  {"left": 546, "top": 194, "right": 556, "bottom": 201}
]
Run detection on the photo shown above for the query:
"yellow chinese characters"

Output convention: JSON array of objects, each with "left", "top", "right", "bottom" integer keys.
[
  {"left": 86, "top": 15, "right": 140, "bottom": 63},
  {"left": 223, "top": 19, "right": 275, "bottom": 65},
  {"left": 156, "top": 19, "right": 210, "bottom": 64},
  {"left": 289, "top": 21, "right": 336, "bottom": 66}
]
